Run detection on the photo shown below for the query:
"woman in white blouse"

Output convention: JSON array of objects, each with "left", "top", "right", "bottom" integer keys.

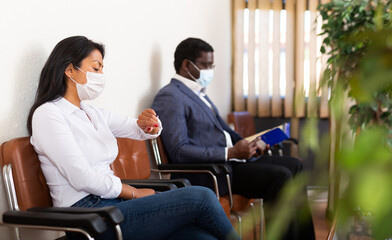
[{"left": 27, "top": 36, "right": 239, "bottom": 240}]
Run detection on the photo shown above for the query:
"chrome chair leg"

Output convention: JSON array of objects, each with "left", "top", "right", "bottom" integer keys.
[
  {"left": 250, "top": 199, "right": 264, "bottom": 240},
  {"left": 260, "top": 199, "right": 264, "bottom": 240},
  {"left": 115, "top": 224, "right": 123, "bottom": 240},
  {"left": 230, "top": 211, "right": 242, "bottom": 238},
  {"left": 3, "top": 164, "right": 21, "bottom": 240},
  {"left": 250, "top": 203, "right": 257, "bottom": 240}
]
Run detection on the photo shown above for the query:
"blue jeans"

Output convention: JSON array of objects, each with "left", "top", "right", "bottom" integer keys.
[{"left": 70, "top": 186, "right": 239, "bottom": 240}]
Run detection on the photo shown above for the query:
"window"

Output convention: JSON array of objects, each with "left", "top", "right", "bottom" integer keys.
[{"left": 233, "top": 0, "right": 329, "bottom": 118}]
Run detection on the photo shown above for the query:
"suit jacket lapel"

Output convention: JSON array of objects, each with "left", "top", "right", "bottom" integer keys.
[
  {"left": 203, "top": 95, "right": 219, "bottom": 116},
  {"left": 203, "top": 95, "right": 228, "bottom": 130},
  {"left": 172, "top": 79, "right": 224, "bottom": 131}
]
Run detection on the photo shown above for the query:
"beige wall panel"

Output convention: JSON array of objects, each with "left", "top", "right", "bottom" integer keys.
[
  {"left": 294, "top": 0, "right": 306, "bottom": 117},
  {"left": 257, "top": 0, "right": 271, "bottom": 117},
  {"left": 308, "top": 0, "right": 319, "bottom": 117},
  {"left": 285, "top": 0, "right": 295, "bottom": 117},
  {"left": 233, "top": 0, "right": 246, "bottom": 111},
  {"left": 271, "top": 0, "right": 282, "bottom": 117},
  {"left": 247, "top": 0, "right": 257, "bottom": 115}
]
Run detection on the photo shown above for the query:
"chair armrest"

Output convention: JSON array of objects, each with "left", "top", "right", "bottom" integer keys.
[
  {"left": 157, "top": 163, "right": 224, "bottom": 175},
  {"left": 213, "top": 163, "right": 232, "bottom": 174},
  {"left": 122, "top": 180, "right": 177, "bottom": 191},
  {"left": 269, "top": 138, "right": 298, "bottom": 157},
  {"left": 283, "top": 137, "right": 298, "bottom": 145},
  {"left": 155, "top": 178, "right": 191, "bottom": 188},
  {"left": 28, "top": 206, "right": 124, "bottom": 226},
  {"left": 3, "top": 211, "right": 106, "bottom": 237},
  {"left": 154, "top": 163, "right": 227, "bottom": 198},
  {"left": 124, "top": 178, "right": 191, "bottom": 188}
]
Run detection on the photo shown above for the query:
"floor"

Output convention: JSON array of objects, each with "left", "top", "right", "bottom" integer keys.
[
  {"left": 308, "top": 187, "right": 331, "bottom": 240},
  {"left": 229, "top": 187, "right": 332, "bottom": 240}
]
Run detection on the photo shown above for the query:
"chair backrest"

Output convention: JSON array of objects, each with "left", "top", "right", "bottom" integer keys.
[
  {"left": 110, "top": 138, "right": 151, "bottom": 180},
  {"left": 0, "top": 137, "right": 52, "bottom": 211},
  {"left": 227, "top": 111, "right": 256, "bottom": 138},
  {"left": 0, "top": 137, "right": 151, "bottom": 212}
]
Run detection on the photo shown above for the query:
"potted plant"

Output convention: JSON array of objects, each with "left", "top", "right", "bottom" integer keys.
[{"left": 318, "top": 0, "right": 392, "bottom": 238}]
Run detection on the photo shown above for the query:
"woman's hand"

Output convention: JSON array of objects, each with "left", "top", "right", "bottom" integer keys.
[
  {"left": 119, "top": 184, "right": 156, "bottom": 200},
  {"left": 134, "top": 188, "right": 156, "bottom": 199},
  {"left": 137, "top": 108, "right": 160, "bottom": 134}
]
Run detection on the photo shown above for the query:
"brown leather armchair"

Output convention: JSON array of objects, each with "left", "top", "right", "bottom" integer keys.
[
  {"left": 110, "top": 138, "right": 191, "bottom": 192},
  {"left": 0, "top": 137, "right": 124, "bottom": 240},
  {"left": 0, "top": 137, "right": 187, "bottom": 240},
  {"left": 227, "top": 111, "right": 257, "bottom": 139}
]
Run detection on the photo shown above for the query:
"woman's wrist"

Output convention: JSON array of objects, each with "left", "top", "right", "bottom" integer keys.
[
  {"left": 149, "top": 127, "right": 160, "bottom": 135},
  {"left": 119, "top": 184, "right": 136, "bottom": 200},
  {"left": 128, "top": 185, "right": 135, "bottom": 199}
]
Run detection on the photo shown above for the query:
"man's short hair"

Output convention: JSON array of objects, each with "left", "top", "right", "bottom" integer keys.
[{"left": 174, "top": 38, "right": 214, "bottom": 73}]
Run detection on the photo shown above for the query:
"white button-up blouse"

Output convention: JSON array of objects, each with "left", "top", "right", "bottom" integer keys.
[{"left": 30, "top": 97, "right": 161, "bottom": 207}]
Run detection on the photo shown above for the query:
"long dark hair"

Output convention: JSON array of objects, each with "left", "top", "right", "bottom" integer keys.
[{"left": 27, "top": 36, "right": 105, "bottom": 135}]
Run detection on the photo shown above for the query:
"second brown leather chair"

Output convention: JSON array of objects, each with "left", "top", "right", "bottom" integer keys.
[
  {"left": 227, "top": 111, "right": 256, "bottom": 138},
  {"left": 0, "top": 137, "right": 124, "bottom": 240},
  {"left": 149, "top": 137, "right": 264, "bottom": 239}
]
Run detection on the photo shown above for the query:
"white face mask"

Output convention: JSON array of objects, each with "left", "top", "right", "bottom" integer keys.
[
  {"left": 69, "top": 67, "right": 105, "bottom": 101},
  {"left": 187, "top": 60, "right": 214, "bottom": 88}
]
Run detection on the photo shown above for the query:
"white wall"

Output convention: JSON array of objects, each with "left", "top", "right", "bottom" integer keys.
[{"left": 0, "top": 0, "right": 232, "bottom": 239}]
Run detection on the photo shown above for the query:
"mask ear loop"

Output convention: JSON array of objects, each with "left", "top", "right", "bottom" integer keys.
[
  {"left": 66, "top": 64, "right": 84, "bottom": 85},
  {"left": 187, "top": 70, "right": 197, "bottom": 81},
  {"left": 68, "top": 76, "right": 79, "bottom": 85},
  {"left": 186, "top": 60, "right": 200, "bottom": 81},
  {"left": 69, "top": 66, "right": 88, "bottom": 85},
  {"left": 76, "top": 66, "right": 86, "bottom": 74},
  {"left": 188, "top": 60, "right": 201, "bottom": 71},
  {"left": 66, "top": 69, "right": 80, "bottom": 85}
]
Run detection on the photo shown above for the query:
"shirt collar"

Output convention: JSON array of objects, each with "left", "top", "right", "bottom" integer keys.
[
  {"left": 80, "top": 101, "right": 91, "bottom": 112},
  {"left": 54, "top": 97, "right": 81, "bottom": 114},
  {"left": 174, "top": 73, "right": 203, "bottom": 96}
]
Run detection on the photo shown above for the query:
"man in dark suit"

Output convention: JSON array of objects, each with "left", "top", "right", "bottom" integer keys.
[{"left": 151, "top": 37, "right": 315, "bottom": 240}]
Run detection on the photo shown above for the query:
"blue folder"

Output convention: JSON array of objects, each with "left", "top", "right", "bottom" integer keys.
[{"left": 260, "top": 128, "right": 289, "bottom": 146}]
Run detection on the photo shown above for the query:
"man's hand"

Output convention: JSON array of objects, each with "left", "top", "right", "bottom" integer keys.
[
  {"left": 137, "top": 108, "right": 160, "bottom": 134},
  {"left": 228, "top": 138, "right": 259, "bottom": 160},
  {"left": 255, "top": 140, "right": 270, "bottom": 156}
]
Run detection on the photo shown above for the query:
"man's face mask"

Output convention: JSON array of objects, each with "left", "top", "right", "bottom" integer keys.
[
  {"left": 69, "top": 66, "right": 105, "bottom": 101},
  {"left": 187, "top": 60, "right": 214, "bottom": 88}
]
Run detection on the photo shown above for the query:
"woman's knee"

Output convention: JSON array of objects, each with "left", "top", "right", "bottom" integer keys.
[
  {"left": 186, "top": 186, "right": 217, "bottom": 199},
  {"left": 177, "top": 186, "right": 218, "bottom": 205}
]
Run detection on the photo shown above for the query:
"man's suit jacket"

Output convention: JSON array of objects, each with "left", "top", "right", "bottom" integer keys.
[{"left": 151, "top": 78, "right": 243, "bottom": 195}]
